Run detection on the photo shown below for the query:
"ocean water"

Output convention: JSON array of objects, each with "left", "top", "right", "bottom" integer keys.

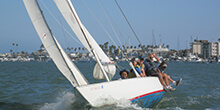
[{"left": 0, "top": 61, "right": 219, "bottom": 110}]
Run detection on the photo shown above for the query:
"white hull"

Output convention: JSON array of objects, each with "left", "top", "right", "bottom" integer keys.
[{"left": 75, "top": 77, "right": 164, "bottom": 108}]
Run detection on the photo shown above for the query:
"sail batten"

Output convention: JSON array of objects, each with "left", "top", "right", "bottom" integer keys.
[{"left": 23, "top": 0, "right": 88, "bottom": 87}]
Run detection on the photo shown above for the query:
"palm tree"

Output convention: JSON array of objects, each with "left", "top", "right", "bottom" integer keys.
[
  {"left": 82, "top": 47, "right": 85, "bottom": 53},
  {"left": 104, "top": 42, "right": 109, "bottom": 52},
  {"left": 109, "top": 46, "right": 113, "bottom": 54},
  {"left": 15, "top": 44, "right": 18, "bottom": 53},
  {"left": 138, "top": 44, "right": 141, "bottom": 48},
  {"left": 67, "top": 47, "right": 71, "bottom": 53},
  {"left": 99, "top": 44, "right": 104, "bottom": 51},
  {"left": 113, "top": 45, "right": 116, "bottom": 54},
  {"left": 122, "top": 45, "right": 125, "bottom": 49},
  {"left": 40, "top": 44, "right": 44, "bottom": 49}
]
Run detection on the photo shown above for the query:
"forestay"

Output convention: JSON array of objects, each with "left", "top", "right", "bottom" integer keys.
[
  {"left": 23, "top": 0, "right": 88, "bottom": 87},
  {"left": 54, "top": 0, "right": 116, "bottom": 80}
]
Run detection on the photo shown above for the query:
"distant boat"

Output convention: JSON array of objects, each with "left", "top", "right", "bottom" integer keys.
[
  {"left": 23, "top": 0, "right": 164, "bottom": 108},
  {"left": 75, "top": 57, "right": 94, "bottom": 63},
  {"left": 217, "top": 56, "right": 220, "bottom": 62}
]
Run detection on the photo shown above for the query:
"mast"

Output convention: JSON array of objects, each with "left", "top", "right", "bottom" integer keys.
[
  {"left": 65, "top": 0, "right": 110, "bottom": 81},
  {"left": 152, "top": 29, "right": 156, "bottom": 46}
]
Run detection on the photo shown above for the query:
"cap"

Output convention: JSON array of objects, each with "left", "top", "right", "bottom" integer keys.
[{"left": 138, "top": 56, "right": 144, "bottom": 60}]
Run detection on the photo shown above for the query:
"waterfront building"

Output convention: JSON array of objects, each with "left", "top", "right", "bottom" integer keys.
[
  {"left": 208, "top": 42, "right": 220, "bottom": 57},
  {"left": 191, "top": 40, "right": 202, "bottom": 55},
  {"left": 191, "top": 39, "right": 220, "bottom": 58}
]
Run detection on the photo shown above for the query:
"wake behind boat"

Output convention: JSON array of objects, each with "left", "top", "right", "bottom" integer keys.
[{"left": 23, "top": 0, "right": 165, "bottom": 108}]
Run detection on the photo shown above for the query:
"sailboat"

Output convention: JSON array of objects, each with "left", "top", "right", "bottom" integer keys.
[{"left": 23, "top": 0, "right": 164, "bottom": 108}]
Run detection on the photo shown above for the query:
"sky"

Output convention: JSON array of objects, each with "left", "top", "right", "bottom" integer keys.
[{"left": 0, "top": 0, "right": 220, "bottom": 53}]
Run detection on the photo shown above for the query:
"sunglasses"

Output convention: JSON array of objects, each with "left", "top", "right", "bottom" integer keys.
[{"left": 162, "top": 67, "right": 167, "bottom": 69}]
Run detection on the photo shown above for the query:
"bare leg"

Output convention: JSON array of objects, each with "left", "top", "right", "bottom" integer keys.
[
  {"left": 162, "top": 73, "right": 169, "bottom": 86},
  {"left": 166, "top": 74, "right": 174, "bottom": 83},
  {"left": 157, "top": 73, "right": 166, "bottom": 87}
]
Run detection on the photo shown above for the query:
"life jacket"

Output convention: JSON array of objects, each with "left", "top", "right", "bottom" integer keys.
[
  {"left": 128, "top": 65, "right": 141, "bottom": 78},
  {"left": 137, "top": 63, "right": 145, "bottom": 70}
]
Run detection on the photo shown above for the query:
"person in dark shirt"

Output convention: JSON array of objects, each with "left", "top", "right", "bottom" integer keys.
[{"left": 144, "top": 53, "right": 175, "bottom": 91}]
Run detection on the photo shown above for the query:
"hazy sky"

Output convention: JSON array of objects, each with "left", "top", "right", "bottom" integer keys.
[{"left": 0, "top": 0, "right": 220, "bottom": 53}]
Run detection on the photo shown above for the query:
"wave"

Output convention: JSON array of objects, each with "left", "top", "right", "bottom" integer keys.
[{"left": 0, "top": 102, "right": 41, "bottom": 110}]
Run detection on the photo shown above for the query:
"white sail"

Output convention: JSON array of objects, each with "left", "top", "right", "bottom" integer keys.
[
  {"left": 23, "top": 0, "right": 88, "bottom": 87},
  {"left": 54, "top": 0, "right": 116, "bottom": 80}
]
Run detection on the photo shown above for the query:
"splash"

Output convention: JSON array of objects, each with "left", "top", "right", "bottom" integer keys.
[
  {"left": 116, "top": 98, "right": 143, "bottom": 110},
  {"left": 40, "top": 92, "right": 76, "bottom": 110}
]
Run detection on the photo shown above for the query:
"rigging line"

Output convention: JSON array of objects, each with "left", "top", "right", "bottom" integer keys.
[
  {"left": 81, "top": 0, "right": 118, "bottom": 47},
  {"left": 66, "top": 0, "right": 110, "bottom": 82},
  {"left": 99, "top": 0, "right": 133, "bottom": 59},
  {"left": 114, "top": 0, "right": 143, "bottom": 47},
  {"left": 117, "top": 64, "right": 126, "bottom": 70},
  {"left": 39, "top": 0, "right": 82, "bottom": 46},
  {"left": 82, "top": 0, "right": 132, "bottom": 74},
  {"left": 98, "top": 0, "right": 123, "bottom": 47},
  {"left": 97, "top": 0, "right": 128, "bottom": 61},
  {"left": 57, "top": 8, "right": 69, "bottom": 49},
  {"left": 157, "top": 72, "right": 179, "bottom": 108},
  {"left": 167, "top": 89, "right": 179, "bottom": 108},
  {"left": 113, "top": 1, "right": 144, "bottom": 76},
  {"left": 82, "top": 0, "right": 129, "bottom": 63}
]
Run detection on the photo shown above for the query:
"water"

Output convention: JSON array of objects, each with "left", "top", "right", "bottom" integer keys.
[{"left": 0, "top": 61, "right": 219, "bottom": 110}]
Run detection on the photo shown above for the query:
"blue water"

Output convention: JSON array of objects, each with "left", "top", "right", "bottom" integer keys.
[{"left": 0, "top": 61, "right": 219, "bottom": 110}]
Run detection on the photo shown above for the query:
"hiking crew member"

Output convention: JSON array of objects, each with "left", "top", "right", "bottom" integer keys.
[
  {"left": 158, "top": 61, "right": 182, "bottom": 87},
  {"left": 144, "top": 53, "right": 175, "bottom": 91}
]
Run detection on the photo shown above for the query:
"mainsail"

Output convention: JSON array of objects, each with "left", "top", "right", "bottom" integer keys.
[
  {"left": 23, "top": 0, "right": 88, "bottom": 87},
  {"left": 54, "top": 0, "right": 116, "bottom": 80}
]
